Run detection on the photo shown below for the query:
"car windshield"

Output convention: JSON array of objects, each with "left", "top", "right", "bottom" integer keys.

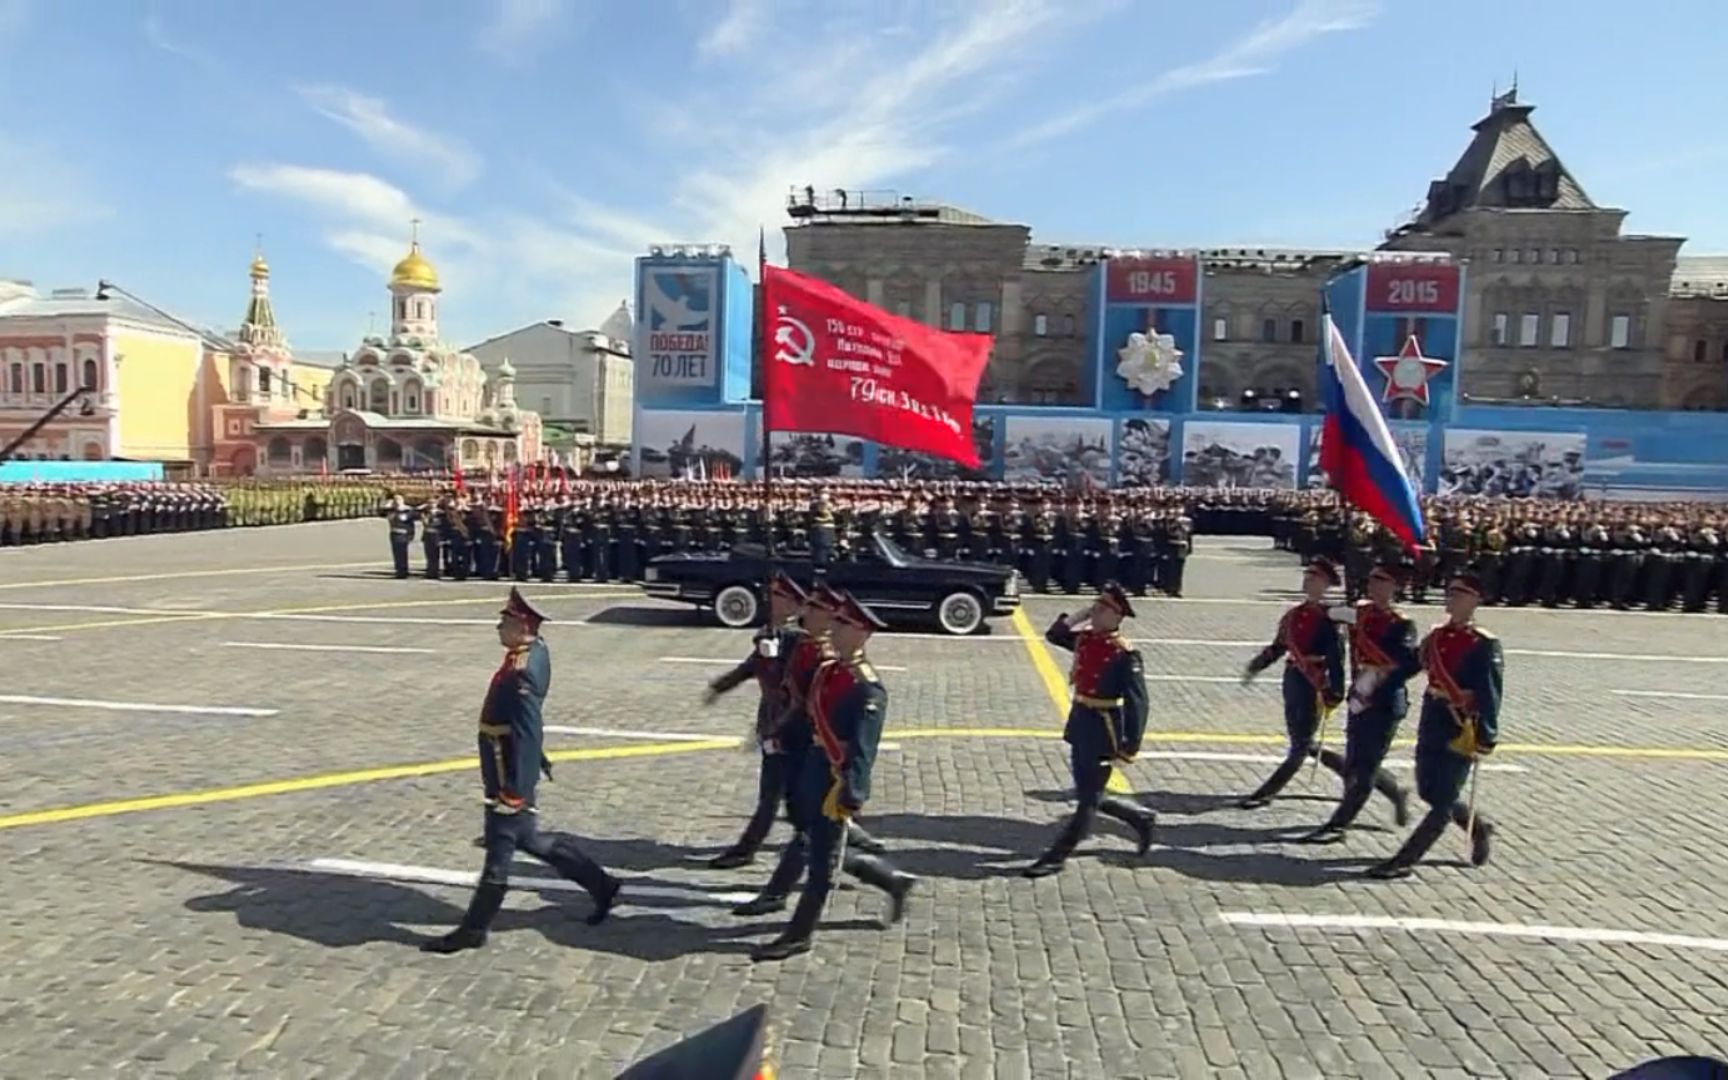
[{"left": 871, "top": 531, "right": 913, "bottom": 568}]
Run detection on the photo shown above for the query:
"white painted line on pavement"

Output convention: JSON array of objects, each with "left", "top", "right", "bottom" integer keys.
[
  {"left": 544, "top": 725, "right": 736, "bottom": 742},
  {"left": 1147, "top": 674, "right": 1256, "bottom": 684},
  {"left": 222, "top": 641, "right": 437, "bottom": 655},
  {"left": 0, "top": 634, "right": 62, "bottom": 642},
  {"left": 0, "top": 694, "right": 278, "bottom": 717},
  {"left": 1219, "top": 911, "right": 1728, "bottom": 954},
  {"left": 0, "top": 602, "right": 207, "bottom": 615},
  {"left": 301, "top": 857, "right": 758, "bottom": 906},
  {"left": 1140, "top": 750, "right": 1526, "bottom": 773},
  {"left": 1612, "top": 689, "right": 1728, "bottom": 702},
  {"left": 656, "top": 655, "right": 910, "bottom": 672},
  {"left": 260, "top": 614, "right": 497, "bottom": 626}
]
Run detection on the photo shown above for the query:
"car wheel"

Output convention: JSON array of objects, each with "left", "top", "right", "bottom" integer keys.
[
  {"left": 936, "top": 590, "right": 984, "bottom": 636},
  {"left": 713, "top": 584, "right": 760, "bottom": 629}
]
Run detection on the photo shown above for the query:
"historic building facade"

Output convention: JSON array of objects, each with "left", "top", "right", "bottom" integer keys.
[
  {"left": 254, "top": 230, "right": 542, "bottom": 473},
  {"left": 1663, "top": 257, "right": 1728, "bottom": 411},
  {"left": 784, "top": 91, "right": 1716, "bottom": 413},
  {"left": 467, "top": 302, "right": 635, "bottom": 446}
]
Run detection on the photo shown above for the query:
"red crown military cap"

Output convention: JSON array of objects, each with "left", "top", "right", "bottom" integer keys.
[
  {"left": 1305, "top": 557, "right": 1341, "bottom": 587},
  {"left": 1096, "top": 580, "right": 1136, "bottom": 619},
  {"left": 501, "top": 587, "right": 549, "bottom": 627},
  {"left": 1368, "top": 560, "right": 1404, "bottom": 583},
  {"left": 768, "top": 572, "right": 807, "bottom": 603},
  {"left": 808, "top": 581, "right": 846, "bottom": 613},
  {"left": 833, "top": 590, "right": 886, "bottom": 631}
]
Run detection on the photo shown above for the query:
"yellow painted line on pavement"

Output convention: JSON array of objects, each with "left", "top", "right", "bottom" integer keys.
[
  {"left": 0, "top": 739, "right": 736, "bottom": 832},
  {"left": 1009, "top": 606, "right": 1133, "bottom": 794},
  {"left": 3, "top": 727, "right": 1725, "bottom": 833},
  {"left": 0, "top": 561, "right": 388, "bottom": 591}
]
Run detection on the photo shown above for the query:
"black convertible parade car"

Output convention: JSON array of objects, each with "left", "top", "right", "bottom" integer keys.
[{"left": 639, "top": 530, "right": 1021, "bottom": 634}]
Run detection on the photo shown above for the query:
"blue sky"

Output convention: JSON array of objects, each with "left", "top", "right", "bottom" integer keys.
[{"left": 2, "top": 0, "right": 1724, "bottom": 352}]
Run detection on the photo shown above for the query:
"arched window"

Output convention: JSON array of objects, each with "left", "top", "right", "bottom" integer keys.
[
  {"left": 32, "top": 364, "right": 45, "bottom": 394},
  {"left": 53, "top": 363, "right": 67, "bottom": 394},
  {"left": 259, "top": 368, "right": 273, "bottom": 395},
  {"left": 81, "top": 358, "right": 98, "bottom": 391},
  {"left": 368, "top": 378, "right": 390, "bottom": 413},
  {"left": 9, "top": 364, "right": 22, "bottom": 394}
]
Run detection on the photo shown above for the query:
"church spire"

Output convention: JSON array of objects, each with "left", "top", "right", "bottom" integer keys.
[{"left": 239, "top": 239, "right": 284, "bottom": 349}]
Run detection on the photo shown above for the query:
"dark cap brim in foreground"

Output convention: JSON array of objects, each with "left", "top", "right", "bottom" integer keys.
[{"left": 615, "top": 1002, "right": 771, "bottom": 1080}]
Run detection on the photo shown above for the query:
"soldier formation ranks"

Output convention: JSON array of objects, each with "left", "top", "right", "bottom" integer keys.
[{"left": 0, "top": 479, "right": 392, "bottom": 544}]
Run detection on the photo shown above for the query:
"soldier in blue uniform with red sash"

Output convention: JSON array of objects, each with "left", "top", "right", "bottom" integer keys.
[
  {"left": 751, "top": 590, "right": 915, "bottom": 962},
  {"left": 704, "top": 573, "right": 814, "bottom": 869},
  {"left": 1024, "top": 581, "right": 1154, "bottom": 878},
  {"left": 1368, "top": 571, "right": 1500, "bottom": 879},
  {"left": 422, "top": 588, "right": 621, "bottom": 953},
  {"left": 1302, "top": 561, "right": 1413, "bottom": 842},
  {"left": 1238, "top": 558, "right": 1352, "bottom": 807},
  {"left": 730, "top": 583, "right": 886, "bottom": 919}
]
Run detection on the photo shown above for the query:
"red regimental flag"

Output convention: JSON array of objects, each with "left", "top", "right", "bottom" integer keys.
[{"left": 762, "top": 265, "right": 990, "bottom": 468}]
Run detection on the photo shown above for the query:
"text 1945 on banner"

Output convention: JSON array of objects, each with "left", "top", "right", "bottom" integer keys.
[{"left": 762, "top": 265, "right": 991, "bottom": 467}]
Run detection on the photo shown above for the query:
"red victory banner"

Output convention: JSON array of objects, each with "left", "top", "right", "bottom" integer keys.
[{"left": 762, "top": 265, "right": 991, "bottom": 467}]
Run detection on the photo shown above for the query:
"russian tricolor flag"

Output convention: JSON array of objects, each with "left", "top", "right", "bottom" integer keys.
[{"left": 1318, "top": 311, "right": 1426, "bottom": 552}]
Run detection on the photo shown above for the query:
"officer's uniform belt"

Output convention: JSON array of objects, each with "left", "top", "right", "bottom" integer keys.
[
  {"left": 479, "top": 722, "right": 509, "bottom": 737},
  {"left": 1075, "top": 693, "right": 1122, "bottom": 709}
]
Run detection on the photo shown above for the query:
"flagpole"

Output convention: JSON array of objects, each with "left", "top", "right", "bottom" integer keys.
[{"left": 758, "top": 227, "right": 777, "bottom": 577}]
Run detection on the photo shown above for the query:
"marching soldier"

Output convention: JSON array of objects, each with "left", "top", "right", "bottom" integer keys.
[
  {"left": 1367, "top": 571, "right": 1499, "bottom": 879},
  {"left": 750, "top": 590, "right": 916, "bottom": 962},
  {"left": 421, "top": 589, "right": 621, "bottom": 953},
  {"left": 703, "top": 574, "right": 809, "bottom": 869},
  {"left": 385, "top": 495, "right": 417, "bottom": 578},
  {"left": 1238, "top": 558, "right": 1350, "bottom": 807},
  {"left": 1301, "top": 562, "right": 1413, "bottom": 842},
  {"left": 1023, "top": 582, "right": 1153, "bottom": 878}
]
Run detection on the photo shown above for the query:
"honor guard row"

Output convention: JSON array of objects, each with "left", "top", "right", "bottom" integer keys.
[{"left": 1241, "top": 557, "right": 1500, "bottom": 878}]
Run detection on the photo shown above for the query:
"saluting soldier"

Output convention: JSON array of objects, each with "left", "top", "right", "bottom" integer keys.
[
  {"left": 1238, "top": 558, "right": 1350, "bottom": 807},
  {"left": 704, "top": 573, "right": 810, "bottom": 870},
  {"left": 750, "top": 590, "right": 916, "bottom": 962},
  {"left": 422, "top": 589, "right": 621, "bottom": 953},
  {"left": 1023, "top": 582, "right": 1154, "bottom": 878},
  {"left": 421, "top": 499, "right": 445, "bottom": 580},
  {"left": 385, "top": 495, "right": 417, "bottom": 578},
  {"left": 1301, "top": 561, "right": 1413, "bottom": 842},
  {"left": 1368, "top": 571, "right": 1499, "bottom": 878}
]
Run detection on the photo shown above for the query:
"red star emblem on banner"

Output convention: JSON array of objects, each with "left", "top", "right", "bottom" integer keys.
[{"left": 1372, "top": 336, "right": 1448, "bottom": 405}]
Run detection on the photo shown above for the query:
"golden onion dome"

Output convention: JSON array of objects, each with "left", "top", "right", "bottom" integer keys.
[
  {"left": 249, "top": 251, "right": 269, "bottom": 279},
  {"left": 390, "top": 242, "right": 441, "bottom": 291}
]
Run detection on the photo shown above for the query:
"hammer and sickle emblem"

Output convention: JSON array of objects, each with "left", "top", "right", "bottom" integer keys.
[{"left": 774, "top": 308, "right": 816, "bottom": 367}]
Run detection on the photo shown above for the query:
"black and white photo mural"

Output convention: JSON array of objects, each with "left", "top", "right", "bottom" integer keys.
[
  {"left": 632, "top": 409, "right": 746, "bottom": 479},
  {"left": 875, "top": 416, "right": 996, "bottom": 480},
  {"left": 1115, "top": 417, "right": 1172, "bottom": 487},
  {"left": 766, "top": 431, "right": 867, "bottom": 479},
  {"left": 1180, "top": 421, "right": 1301, "bottom": 490},
  {"left": 1307, "top": 423, "right": 1429, "bottom": 491},
  {"left": 1002, "top": 416, "right": 1113, "bottom": 487},
  {"left": 1440, "top": 429, "right": 1586, "bottom": 499}
]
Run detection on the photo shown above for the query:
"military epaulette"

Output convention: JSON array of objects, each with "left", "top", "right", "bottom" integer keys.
[
  {"left": 849, "top": 658, "right": 881, "bottom": 684},
  {"left": 508, "top": 647, "right": 532, "bottom": 670},
  {"left": 1471, "top": 626, "right": 1496, "bottom": 641}
]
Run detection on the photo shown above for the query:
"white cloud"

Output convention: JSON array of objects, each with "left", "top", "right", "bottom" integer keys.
[
  {"left": 141, "top": 10, "right": 224, "bottom": 72},
  {"left": 698, "top": 0, "right": 768, "bottom": 59},
  {"left": 477, "top": 0, "right": 568, "bottom": 62},
  {"left": 1007, "top": 0, "right": 1380, "bottom": 149},
  {"left": 297, "top": 85, "right": 483, "bottom": 189}
]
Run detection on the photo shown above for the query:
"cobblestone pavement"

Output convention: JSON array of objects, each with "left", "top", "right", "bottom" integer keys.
[{"left": 2, "top": 522, "right": 1727, "bottom": 1078}]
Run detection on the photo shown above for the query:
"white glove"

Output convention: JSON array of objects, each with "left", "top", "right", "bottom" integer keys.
[
  {"left": 1347, "top": 694, "right": 1368, "bottom": 716},
  {"left": 1327, "top": 605, "right": 1357, "bottom": 626},
  {"left": 1353, "top": 669, "right": 1383, "bottom": 698}
]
